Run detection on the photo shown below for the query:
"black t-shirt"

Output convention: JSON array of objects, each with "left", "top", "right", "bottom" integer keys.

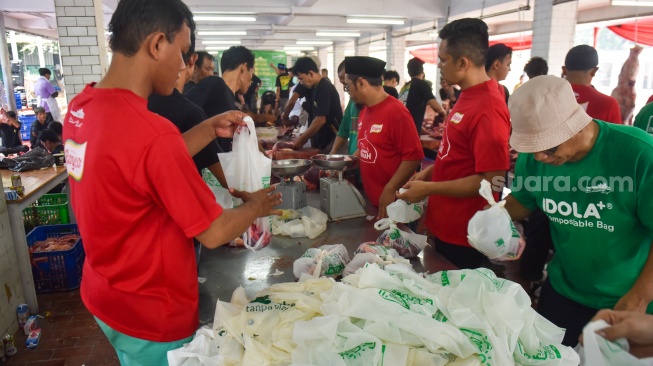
[
  {"left": 30, "top": 120, "right": 48, "bottom": 149},
  {"left": 183, "top": 80, "right": 196, "bottom": 94},
  {"left": 293, "top": 84, "right": 314, "bottom": 121},
  {"left": 244, "top": 74, "right": 261, "bottom": 104},
  {"left": 184, "top": 76, "right": 237, "bottom": 151},
  {"left": 0, "top": 123, "right": 23, "bottom": 148},
  {"left": 275, "top": 72, "right": 294, "bottom": 99},
  {"left": 383, "top": 85, "right": 399, "bottom": 99},
  {"left": 148, "top": 89, "right": 222, "bottom": 173},
  {"left": 403, "top": 78, "right": 436, "bottom": 133},
  {"left": 502, "top": 85, "right": 510, "bottom": 104},
  {"left": 310, "top": 78, "right": 342, "bottom": 150}
]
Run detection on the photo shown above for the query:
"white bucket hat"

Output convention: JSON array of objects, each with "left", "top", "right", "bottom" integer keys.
[{"left": 508, "top": 75, "right": 592, "bottom": 153}]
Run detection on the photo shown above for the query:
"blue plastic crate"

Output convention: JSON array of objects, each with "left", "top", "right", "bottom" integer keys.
[
  {"left": 26, "top": 224, "right": 85, "bottom": 293},
  {"left": 19, "top": 115, "right": 36, "bottom": 131},
  {"left": 20, "top": 130, "right": 30, "bottom": 141}
]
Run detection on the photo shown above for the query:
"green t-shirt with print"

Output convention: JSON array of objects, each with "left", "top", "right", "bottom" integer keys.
[
  {"left": 634, "top": 101, "right": 653, "bottom": 137},
  {"left": 336, "top": 100, "right": 361, "bottom": 155},
  {"left": 511, "top": 120, "right": 653, "bottom": 312}
]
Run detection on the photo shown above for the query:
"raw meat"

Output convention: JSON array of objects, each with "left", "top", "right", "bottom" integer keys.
[{"left": 611, "top": 46, "right": 643, "bottom": 125}]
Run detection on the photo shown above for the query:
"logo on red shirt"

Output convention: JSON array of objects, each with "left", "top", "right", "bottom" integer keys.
[
  {"left": 358, "top": 134, "right": 378, "bottom": 163},
  {"left": 370, "top": 124, "right": 383, "bottom": 133}
]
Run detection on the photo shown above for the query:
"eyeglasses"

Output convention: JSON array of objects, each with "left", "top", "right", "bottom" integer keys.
[
  {"left": 343, "top": 77, "right": 363, "bottom": 93},
  {"left": 541, "top": 145, "right": 558, "bottom": 155}
]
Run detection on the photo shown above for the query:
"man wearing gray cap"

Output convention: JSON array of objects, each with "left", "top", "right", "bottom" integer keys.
[
  {"left": 500, "top": 75, "right": 653, "bottom": 346},
  {"left": 344, "top": 56, "right": 424, "bottom": 218},
  {"left": 563, "top": 45, "right": 622, "bottom": 125}
]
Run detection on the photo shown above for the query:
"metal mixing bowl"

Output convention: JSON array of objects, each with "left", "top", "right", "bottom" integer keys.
[
  {"left": 271, "top": 159, "right": 313, "bottom": 177},
  {"left": 311, "top": 154, "right": 359, "bottom": 171}
]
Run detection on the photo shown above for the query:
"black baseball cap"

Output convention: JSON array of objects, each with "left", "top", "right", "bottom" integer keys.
[{"left": 565, "top": 45, "right": 599, "bottom": 71}]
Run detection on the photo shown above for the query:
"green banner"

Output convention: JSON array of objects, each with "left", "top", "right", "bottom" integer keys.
[{"left": 253, "top": 50, "right": 287, "bottom": 98}]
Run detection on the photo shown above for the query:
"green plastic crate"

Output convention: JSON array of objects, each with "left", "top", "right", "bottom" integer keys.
[{"left": 23, "top": 194, "right": 70, "bottom": 233}]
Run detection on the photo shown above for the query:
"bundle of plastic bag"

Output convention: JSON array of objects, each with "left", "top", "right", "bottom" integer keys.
[
  {"left": 343, "top": 246, "right": 411, "bottom": 277},
  {"left": 293, "top": 244, "right": 350, "bottom": 279},
  {"left": 579, "top": 320, "right": 653, "bottom": 366},
  {"left": 218, "top": 117, "right": 272, "bottom": 251},
  {"left": 374, "top": 219, "right": 427, "bottom": 258},
  {"left": 271, "top": 206, "right": 328, "bottom": 239},
  {"left": 386, "top": 188, "right": 425, "bottom": 223},
  {"left": 467, "top": 179, "right": 523, "bottom": 260}
]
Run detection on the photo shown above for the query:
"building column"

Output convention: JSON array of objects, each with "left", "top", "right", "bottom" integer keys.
[
  {"left": 37, "top": 41, "right": 46, "bottom": 68},
  {"left": 387, "top": 34, "right": 406, "bottom": 80},
  {"left": 355, "top": 40, "right": 369, "bottom": 57},
  {"left": 333, "top": 42, "right": 348, "bottom": 106},
  {"left": 0, "top": 18, "right": 17, "bottom": 111},
  {"left": 55, "top": 0, "right": 109, "bottom": 103},
  {"left": 531, "top": 0, "right": 578, "bottom": 78},
  {"left": 318, "top": 48, "right": 328, "bottom": 72}
]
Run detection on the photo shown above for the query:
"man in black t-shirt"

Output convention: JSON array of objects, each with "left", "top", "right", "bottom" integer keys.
[
  {"left": 243, "top": 73, "right": 261, "bottom": 112},
  {"left": 275, "top": 64, "right": 294, "bottom": 115},
  {"left": 38, "top": 129, "right": 64, "bottom": 155},
  {"left": 382, "top": 70, "right": 400, "bottom": 99},
  {"left": 0, "top": 110, "right": 28, "bottom": 155},
  {"left": 30, "top": 107, "right": 49, "bottom": 149},
  {"left": 184, "top": 51, "right": 214, "bottom": 93},
  {"left": 149, "top": 40, "right": 227, "bottom": 187},
  {"left": 398, "top": 58, "right": 446, "bottom": 134},
  {"left": 291, "top": 57, "right": 342, "bottom": 153}
]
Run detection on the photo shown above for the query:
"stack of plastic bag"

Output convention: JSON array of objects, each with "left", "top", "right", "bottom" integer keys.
[
  {"left": 467, "top": 180, "right": 524, "bottom": 260},
  {"left": 293, "top": 244, "right": 350, "bottom": 279},
  {"left": 169, "top": 265, "right": 580, "bottom": 365},
  {"left": 271, "top": 206, "right": 328, "bottom": 239}
]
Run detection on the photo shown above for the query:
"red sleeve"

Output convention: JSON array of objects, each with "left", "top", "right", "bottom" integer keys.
[
  {"left": 136, "top": 133, "right": 223, "bottom": 238},
  {"left": 396, "top": 108, "right": 425, "bottom": 161},
  {"left": 609, "top": 99, "right": 623, "bottom": 124},
  {"left": 470, "top": 111, "right": 510, "bottom": 173}
]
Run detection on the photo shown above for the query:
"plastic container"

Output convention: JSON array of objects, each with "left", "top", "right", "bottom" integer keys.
[
  {"left": 22, "top": 194, "right": 70, "bottom": 233},
  {"left": 26, "top": 224, "right": 85, "bottom": 293},
  {"left": 20, "top": 130, "right": 30, "bottom": 141}
]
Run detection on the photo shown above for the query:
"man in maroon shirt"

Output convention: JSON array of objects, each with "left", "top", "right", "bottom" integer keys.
[
  {"left": 398, "top": 18, "right": 511, "bottom": 269},
  {"left": 563, "top": 45, "right": 622, "bottom": 124}
]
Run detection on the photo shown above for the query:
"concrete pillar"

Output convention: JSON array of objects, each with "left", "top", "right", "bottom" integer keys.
[
  {"left": 0, "top": 18, "right": 17, "bottom": 111},
  {"left": 333, "top": 42, "right": 347, "bottom": 106},
  {"left": 9, "top": 31, "right": 19, "bottom": 62},
  {"left": 37, "top": 41, "right": 46, "bottom": 68},
  {"left": 55, "top": 0, "right": 109, "bottom": 103},
  {"left": 355, "top": 40, "right": 369, "bottom": 57},
  {"left": 387, "top": 35, "right": 407, "bottom": 82},
  {"left": 531, "top": 0, "right": 578, "bottom": 78}
]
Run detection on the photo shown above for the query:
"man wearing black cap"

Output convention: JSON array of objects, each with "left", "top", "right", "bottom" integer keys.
[
  {"left": 563, "top": 45, "right": 622, "bottom": 124},
  {"left": 398, "top": 57, "right": 446, "bottom": 135},
  {"left": 345, "top": 56, "right": 424, "bottom": 219},
  {"left": 292, "top": 57, "right": 342, "bottom": 153},
  {"left": 275, "top": 63, "right": 294, "bottom": 115}
]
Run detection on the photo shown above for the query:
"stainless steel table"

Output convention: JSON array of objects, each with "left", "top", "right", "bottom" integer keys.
[{"left": 197, "top": 192, "right": 456, "bottom": 324}]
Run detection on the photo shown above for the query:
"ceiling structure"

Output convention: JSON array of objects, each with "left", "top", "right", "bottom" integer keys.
[{"left": 2, "top": 0, "right": 653, "bottom": 54}]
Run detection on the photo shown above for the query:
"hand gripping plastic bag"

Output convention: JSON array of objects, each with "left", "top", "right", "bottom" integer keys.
[
  {"left": 579, "top": 320, "right": 653, "bottom": 366},
  {"left": 467, "top": 180, "right": 522, "bottom": 260},
  {"left": 293, "top": 244, "right": 350, "bottom": 279},
  {"left": 386, "top": 188, "right": 425, "bottom": 223},
  {"left": 271, "top": 206, "right": 328, "bottom": 239},
  {"left": 374, "top": 219, "right": 427, "bottom": 258},
  {"left": 218, "top": 117, "right": 272, "bottom": 251}
]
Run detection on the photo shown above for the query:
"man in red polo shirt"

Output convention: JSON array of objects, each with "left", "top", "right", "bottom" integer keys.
[
  {"left": 344, "top": 56, "right": 424, "bottom": 219},
  {"left": 63, "top": 0, "right": 280, "bottom": 363},
  {"left": 397, "top": 18, "right": 510, "bottom": 269},
  {"left": 563, "top": 45, "right": 622, "bottom": 124}
]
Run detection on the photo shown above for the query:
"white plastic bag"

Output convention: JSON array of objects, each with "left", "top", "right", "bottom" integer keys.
[
  {"left": 579, "top": 320, "right": 653, "bottom": 366},
  {"left": 293, "top": 244, "right": 350, "bottom": 279},
  {"left": 374, "top": 219, "right": 427, "bottom": 258},
  {"left": 271, "top": 207, "right": 328, "bottom": 239},
  {"left": 386, "top": 189, "right": 425, "bottom": 223},
  {"left": 467, "top": 180, "right": 522, "bottom": 260},
  {"left": 218, "top": 117, "right": 272, "bottom": 251}
]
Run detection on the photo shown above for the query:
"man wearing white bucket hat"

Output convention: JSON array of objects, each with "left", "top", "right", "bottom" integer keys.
[{"left": 501, "top": 75, "right": 653, "bottom": 347}]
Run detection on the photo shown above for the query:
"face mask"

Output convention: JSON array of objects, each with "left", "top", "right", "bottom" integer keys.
[{"left": 293, "top": 76, "right": 299, "bottom": 84}]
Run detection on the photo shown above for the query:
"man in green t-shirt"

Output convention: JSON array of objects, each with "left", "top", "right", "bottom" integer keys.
[
  {"left": 499, "top": 75, "right": 653, "bottom": 347},
  {"left": 330, "top": 60, "right": 361, "bottom": 156},
  {"left": 634, "top": 101, "right": 653, "bottom": 137}
]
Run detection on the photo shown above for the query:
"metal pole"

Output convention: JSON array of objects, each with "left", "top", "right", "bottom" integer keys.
[{"left": 0, "top": 16, "right": 18, "bottom": 112}]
